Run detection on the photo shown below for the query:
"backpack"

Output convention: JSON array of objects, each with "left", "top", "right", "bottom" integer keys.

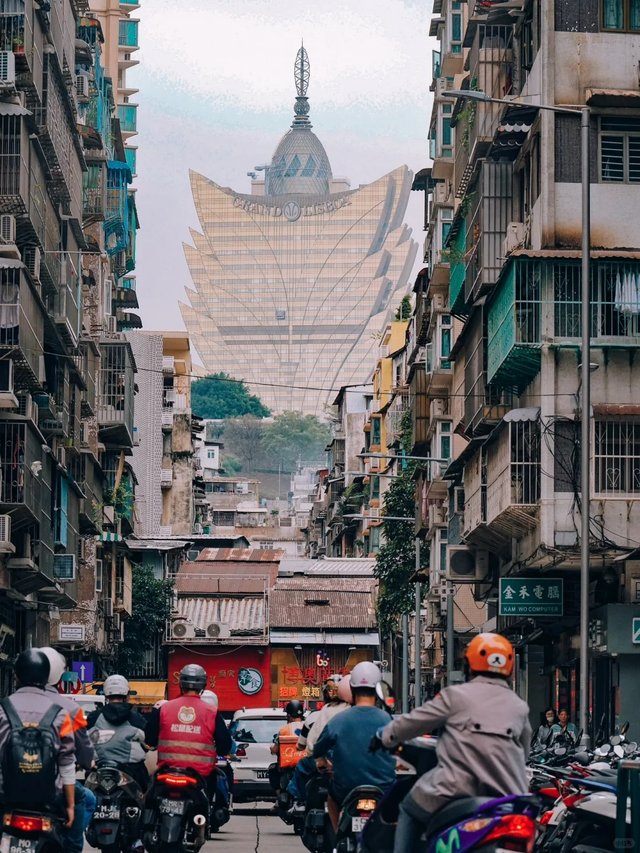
[{"left": 0, "top": 697, "right": 62, "bottom": 805}]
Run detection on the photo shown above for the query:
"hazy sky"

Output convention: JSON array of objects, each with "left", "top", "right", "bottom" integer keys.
[{"left": 132, "top": 0, "right": 431, "bottom": 345}]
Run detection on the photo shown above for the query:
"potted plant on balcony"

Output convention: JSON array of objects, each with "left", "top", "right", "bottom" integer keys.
[{"left": 12, "top": 35, "right": 24, "bottom": 54}]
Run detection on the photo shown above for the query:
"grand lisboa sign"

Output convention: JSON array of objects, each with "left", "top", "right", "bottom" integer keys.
[{"left": 233, "top": 194, "right": 352, "bottom": 221}]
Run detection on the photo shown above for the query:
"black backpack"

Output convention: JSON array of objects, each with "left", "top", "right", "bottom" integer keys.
[{"left": 0, "top": 697, "right": 62, "bottom": 805}]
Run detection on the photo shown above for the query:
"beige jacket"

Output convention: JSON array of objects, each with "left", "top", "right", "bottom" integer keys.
[{"left": 381, "top": 676, "right": 531, "bottom": 813}]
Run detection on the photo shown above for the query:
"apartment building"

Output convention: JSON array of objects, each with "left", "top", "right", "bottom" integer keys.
[
  {"left": 425, "top": 0, "right": 640, "bottom": 729},
  {"left": 0, "top": 1, "right": 139, "bottom": 678}
]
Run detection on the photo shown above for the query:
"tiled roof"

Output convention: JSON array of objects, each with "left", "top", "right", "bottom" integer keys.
[{"left": 269, "top": 576, "right": 377, "bottom": 630}]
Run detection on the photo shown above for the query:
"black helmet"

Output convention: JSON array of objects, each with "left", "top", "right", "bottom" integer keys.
[
  {"left": 179, "top": 664, "right": 207, "bottom": 693},
  {"left": 285, "top": 700, "right": 304, "bottom": 718},
  {"left": 15, "top": 649, "right": 50, "bottom": 688}
]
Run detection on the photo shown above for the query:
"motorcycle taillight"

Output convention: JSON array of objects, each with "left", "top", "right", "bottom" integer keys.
[
  {"left": 3, "top": 814, "right": 52, "bottom": 833},
  {"left": 483, "top": 814, "right": 536, "bottom": 853},
  {"left": 157, "top": 773, "right": 197, "bottom": 787}
]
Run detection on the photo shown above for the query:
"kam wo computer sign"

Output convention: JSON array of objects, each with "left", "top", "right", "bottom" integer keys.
[{"left": 499, "top": 578, "right": 564, "bottom": 617}]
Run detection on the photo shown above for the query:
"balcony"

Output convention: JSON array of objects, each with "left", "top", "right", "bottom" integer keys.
[
  {"left": 453, "top": 24, "right": 514, "bottom": 198},
  {"left": 117, "top": 104, "right": 138, "bottom": 136},
  {"left": 0, "top": 11, "right": 34, "bottom": 76},
  {"left": 488, "top": 258, "right": 640, "bottom": 391},
  {"left": 105, "top": 161, "right": 132, "bottom": 257},
  {"left": 463, "top": 310, "right": 514, "bottom": 437},
  {"left": 83, "top": 164, "right": 105, "bottom": 222},
  {"left": 485, "top": 416, "right": 540, "bottom": 538},
  {"left": 124, "top": 147, "right": 137, "bottom": 176},
  {"left": 51, "top": 253, "right": 79, "bottom": 347},
  {"left": 0, "top": 115, "right": 29, "bottom": 217},
  {"left": 160, "top": 468, "right": 173, "bottom": 489},
  {"left": 0, "top": 422, "right": 49, "bottom": 529},
  {"left": 98, "top": 340, "right": 135, "bottom": 447},
  {"left": 118, "top": 19, "right": 139, "bottom": 50},
  {"left": 0, "top": 265, "right": 44, "bottom": 389}
]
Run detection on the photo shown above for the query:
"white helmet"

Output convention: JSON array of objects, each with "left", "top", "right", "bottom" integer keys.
[
  {"left": 39, "top": 647, "right": 66, "bottom": 687},
  {"left": 103, "top": 674, "right": 130, "bottom": 698},
  {"left": 200, "top": 689, "right": 218, "bottom": 708},
  {"left": 350, "top": 661, "right": 382, "bottom": 689}
]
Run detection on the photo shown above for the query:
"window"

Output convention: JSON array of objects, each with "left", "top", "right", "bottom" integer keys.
[
  {"left": 600, "top": 116, "right": 640, "bottom": 183},
  {"left": 207, "top": 449, "right": 216, "bottom": 459},
  {"left": 595, "top": 419, "right": 640, "bottom": 494},
  {"left": 438, "top": 421, "right": 452, "bottom": 462},
  {"left": 371, "top": 475, "right": 380, "bottom": 501},
  {"left": 371, "top": 417, "right": 381, "bottom": 446},
  {"left": 601, "top": 0, "right": 640, "bottom": 31},
  {"left": 95, "top": 559, "right": 103, "bottom": 594}
]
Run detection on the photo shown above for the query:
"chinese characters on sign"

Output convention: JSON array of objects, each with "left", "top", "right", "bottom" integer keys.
[
  {"left": 499, "top": 578, "right": 564, "bottom": 616},
  {"left": 276, "top": 662, "right": 350, "bottom": 700}
]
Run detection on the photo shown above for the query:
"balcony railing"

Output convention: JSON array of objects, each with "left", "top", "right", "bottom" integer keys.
[
  {"left": 0, "top": 115, "right": 29, "bottom": 216},
  {"left": 488, "top": 258, "right": 640, "bottom": 390},
  {"left": 485, "top": 419, "right": 540, "bottom": 537},
  {"left": 454, "top": 24, "right": 514, "bottom": 198},
  {"left": 0, "top": 11, "right": 34, "bottom": 75},
  {"left": 98, "top": 340, "right": 135, "bottom": 446},
  {"left": 117, "top": 104, "right": 137, "bottom": 134},
  {"left": 0, "top": 266, "right": 44, "bottom": 387}
]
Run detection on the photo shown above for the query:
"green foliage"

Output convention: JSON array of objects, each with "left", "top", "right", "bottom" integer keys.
[
  {"left": 395, "top": 295, "right": 412, "bottom": 321},
  {"left": 191, "top": 373, "right": 270, "bottom": 420},
  {"left": 223, "top": 415, "right": 265, "bottom": 471},
  {"left": 374, "top": 412, "right": 426, "bottom": 636},
  {"left": 339, "top": 480, "right": 368, "bottom": 523},
  {"left": 261, "top": 411, "right": 331, "bottom": 473},
  {"left": 221, "top": 453, "right": 243, "bottom": 475},
  {"left": 116, "top": 564, "right": 174, "bottom": 673}
]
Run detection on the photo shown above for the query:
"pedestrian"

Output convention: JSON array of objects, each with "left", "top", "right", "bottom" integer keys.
[
  {"left": 551, "top": 708, "right": 578, "bottom": 744},
  {"left": 532, "top": 707, "right": 557, "bottom": 749}
]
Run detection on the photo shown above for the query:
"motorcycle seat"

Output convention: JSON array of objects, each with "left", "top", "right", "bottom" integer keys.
[{"left": 427, "top": 797, "right": 494, "bottom": 837}]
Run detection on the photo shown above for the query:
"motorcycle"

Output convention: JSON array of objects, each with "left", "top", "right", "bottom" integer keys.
[
  {"left": 142, "top": 766, "right": 210, "bottom": 853},
  {"left": 361, "top": 736, "right": 538, "bottom": 853},
  {"left": 85, "top": 762, "right": 145, "bottom": 853},
  {"left": 271, "top": 735, "right": 306, "bottom": 835},
  {"left": 301, "top": 769, "right": 333, "bottom": 853},
  {"left": 209, "top": 758, "right": 231, "bottom": 834},
  {"left": 0, "top": 809, "right": 65, "bottom": 853},
  {"left": 334, "top": 784, "right": 385, "bottom": 852}
]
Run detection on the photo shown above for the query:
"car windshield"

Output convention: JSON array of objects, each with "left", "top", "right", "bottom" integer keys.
[{"left": 230, "top": 718, "right": 284, "bottom": 744}]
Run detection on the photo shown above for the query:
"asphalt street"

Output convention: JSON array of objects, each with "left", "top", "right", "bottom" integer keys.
[{"left": 208, "top": 807, "right": 303, "bottom": 852}]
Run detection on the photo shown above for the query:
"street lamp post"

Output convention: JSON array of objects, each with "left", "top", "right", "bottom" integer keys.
[{"left": 444, "top": 90, "right": 591, "bottom": 740}]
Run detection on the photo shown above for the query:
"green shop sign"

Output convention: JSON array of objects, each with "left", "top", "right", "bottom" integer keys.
[{"left": 499, "top": 578, "right": 564, "bottom": 616}]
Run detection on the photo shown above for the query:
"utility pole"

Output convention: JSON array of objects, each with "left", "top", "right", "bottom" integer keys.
[
  {"left": 414, "top": 537, "right": 422, "bottom": 707},
  {"left": 446, "top": 582, "right": 455, "bottom": 683}
]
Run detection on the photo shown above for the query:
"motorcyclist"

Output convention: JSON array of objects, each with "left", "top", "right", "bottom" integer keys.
[
  {"left": 86, "top": 674, "right": 149, "bottom": 791},
  {"left": 0, "top": 650, "right": 76, "bottom": 827},
  {"left": 287, "top": 675, "right": 354, "bottom": 809},
  {"left": 313, "top": 662, "right": 396, "bottom": 831},
  {"left": 200, "top": 689, "right": 232, "bottom": 812},
  {"left": 145, "top": 664, "right": 231, "bottom": 799},
  {"left": 40, "top": 647, "right": 96, "bottom": 853},
  {"left": 268, "top": 699, "right": 305, "bottom": 802},
  {"left": 375, "top": 633, "right": 531, "bottom": 853}
]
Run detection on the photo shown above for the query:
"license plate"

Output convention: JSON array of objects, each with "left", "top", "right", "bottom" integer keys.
[
  {"left": 256, "top": 770, "right": 270, "bottom": 780},
  {"left": 159, "top": 799, "right": 186, "bottom": 816},
  {"left": 352, "top": 816, "right": 368, "bottom": 832},
  {"left": 96, "top": 805, "right": 120, "bottom": 820},
  {"left": 1, "top": 836, "right": 37, "bottom": 853}
]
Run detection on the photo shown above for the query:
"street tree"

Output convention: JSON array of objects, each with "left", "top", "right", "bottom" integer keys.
[
  {"left": 191, "top": 372, "right": 270, "bottom": 419},
  {"left": 116, "top": 565, "right": 174, "bottom": 673},
  {"left": 261, "top": 411, "right": 331, "bottom": 472}
]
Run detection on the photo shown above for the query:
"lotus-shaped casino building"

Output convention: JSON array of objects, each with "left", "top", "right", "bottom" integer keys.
[{"left": 180, "top": 46, "right": 418, "bottom": 415}]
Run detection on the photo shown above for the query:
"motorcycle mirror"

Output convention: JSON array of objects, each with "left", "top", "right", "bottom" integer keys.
[
  {"left": 614, "top": 744, "right": 625, "bottom": 758},
  {"left": 573, "top": 752, "right": 591, "bottom": 766},
  {"left": 554, "top": 747, "right": 567, "bottom": 756},
  {"left": 621, "top": 721, "right": 630, "bottom": 736},
  {"left": 597, "top": 744, "right": 611, "bottom": 755},
  {"left": 611, "top": 735, "right": 622, "bottom": 746},
  {"left": 627, "top": 741, "right": 638, "bottom": 752}
]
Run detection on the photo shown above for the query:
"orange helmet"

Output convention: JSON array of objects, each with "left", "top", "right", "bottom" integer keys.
[{"left": 464, "top": 633, "right": 514, "bottom": 678}]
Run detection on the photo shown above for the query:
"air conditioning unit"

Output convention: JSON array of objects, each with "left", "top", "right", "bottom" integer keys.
[
  {"left": 132, "top": 425, "right": 140, "bottom": 446},
  {"left": 0, "top": 52, "right": 16, "bottom": 86},
  {"left": 0, "top": 214, "right": 16, "bottom": 244},
  {"left": 430, "top": 398, "right": 447, "bottom": 419},
  {"left": 170, "top": 620, "right": 196, "bottom": 640},
  {"left": 102, "top": 598, "right": 114, "bottom": 618},
  {"left": 428, "top": 503, "right": 447, "bottom": 528},
  {"left": 107, "top": 316, "right": 117, "bottom": 334},
  {"left": 111, "top": 612, "right": 121, "bottom": 631},
  {"left": 446, "top": 546, "right": 489, "bottom": 582},
  {"left": 503, "top": 222, "right": 525, "bottom": 256},
  {"left": 205, "top": 622, "right": 231, "bottom": 640},
  {"left": 75, "top": 73, "right": 89, "bottom": 99},
  {"left": 433, "top": 182, "right": 448, "bottom": 205},
  {"left": 53, "top": 554, "right": 76, "bottom": 582},
  {"left": 24, "top": 247, "right": 41, "bottom": 284},
  {"left": 431, "top": 293, "right": 446, "bottom": 314},
  {"left": 0, "top": 515, "right": 11, "bottom": 545}
]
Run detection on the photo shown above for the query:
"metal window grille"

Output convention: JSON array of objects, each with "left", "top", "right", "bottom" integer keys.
[
  {"left": 595, "top": 420, "right": 640, "bottom": 494},
  {"left": 600, "top": 117, "right": 640, "bottom": 183}
]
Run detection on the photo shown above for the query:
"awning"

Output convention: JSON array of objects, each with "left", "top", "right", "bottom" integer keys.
[
  {"left": 0, "top": 259, "right": 24, "bottom": 269},
  {"left": 0, "top": 101, "right": 31, "bottom": 117},
  {"left": 504, "top": 407, "right": 540, "bottom": 422},
  {"left": 96, "top": 531, "right": 123, "bottom": 543},
  {"left": 270, "top": 631, "right": 380, "bottom": 646},
  {"left": 593, "top": 404, "right": 640, "bottom": 417},
  {"left": 127, "top": 681, "right": 166, "bottom": 706},
  {"left": 587, "top": 88, "right": 640, "bottom": 107},
  {"left": 509, "top": 248, "right": 640, "bottom": 260}
]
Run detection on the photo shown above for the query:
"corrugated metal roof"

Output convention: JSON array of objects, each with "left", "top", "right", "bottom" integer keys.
[
  {"left": 175, "top": 596, "right": 266, "bottom": 636},
  {"left": 270, "top": 631, "right": 380, "bottom": 646},
  {"left": 176, "top": 560, "right": 279, "bottom": 593},
  {"left": 196, "top": 548, "right": 284, "bottom": 562},
  {"left": 279, "top": 558, "right": 376, "bottom": 576},
  {"left": 126, "top": 539, "right": 189, "bottom": 551},
  {"left": 270, "top": 577, "right": 377, "bottom": 629}
]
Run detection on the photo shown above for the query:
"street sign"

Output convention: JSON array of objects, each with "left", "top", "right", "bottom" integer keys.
[
  {"left": 72, "top": 661, "right": 94, "bottom": 683},
  {"left": 59, "top": 624, "right": 85, "bottom": 642},
  {"left": 632, "top": 618, "right": 640, "bottom": 645},
  {"left": 499, "top": 578, "right": 564, "bottom": 616}
]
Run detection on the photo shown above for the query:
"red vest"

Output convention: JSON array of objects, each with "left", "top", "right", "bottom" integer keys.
[{"left": 157, "top": 696, "right": 218, "bottom": 776}]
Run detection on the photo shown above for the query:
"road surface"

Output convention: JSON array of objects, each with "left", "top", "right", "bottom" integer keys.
[{"left": 209, "top": 807, "right": 302, "bottom": 852}]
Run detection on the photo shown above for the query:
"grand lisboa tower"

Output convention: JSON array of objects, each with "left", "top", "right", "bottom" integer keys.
[{"left": 180, "top": 46, "right": 418, "bottom": 416}]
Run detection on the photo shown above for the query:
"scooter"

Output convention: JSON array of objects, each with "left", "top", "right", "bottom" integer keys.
[
  {"left": 85, "top": 761, "right": 145, "bottom": 853},
  {"left": 334, "top": 785, "right": 385, "bottom": 852},
  {"left": 209, "top": 757, "right": 231, "bottom": 834},
  {"left": 360, "top": 736, "right": 538, "bottom": 853},
  {"left": 0, "top": 808, "right": 66, "bottom": 853},
  {"left": 301, "top": 769, "right": 333, "bottom": 853},
  {"left": 142, "top": 766, "right": 210, "bottom": 853}
]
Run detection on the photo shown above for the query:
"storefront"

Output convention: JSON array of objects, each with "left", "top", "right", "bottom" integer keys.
[{"left": 167, "top": 647, "right": 271, "bottom": 715}]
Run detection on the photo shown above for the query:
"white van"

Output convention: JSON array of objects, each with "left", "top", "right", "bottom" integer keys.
[{"left": 68, "top": 693, "right": 105, "bottom": 715}]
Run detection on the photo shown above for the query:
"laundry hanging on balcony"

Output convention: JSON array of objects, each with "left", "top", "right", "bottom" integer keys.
[{"left": 614, "top": 270, "right": 640, "bottom": 315}]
